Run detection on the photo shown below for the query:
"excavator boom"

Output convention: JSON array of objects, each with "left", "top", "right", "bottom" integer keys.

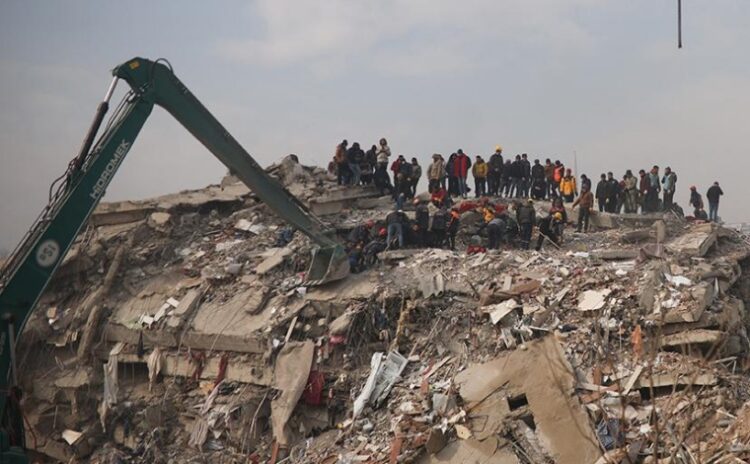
[{"left": 0, "top": 57, "right": 348, "bottom": 461}]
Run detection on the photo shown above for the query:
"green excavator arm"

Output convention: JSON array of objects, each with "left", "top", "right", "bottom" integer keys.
[{"left": 0, "top": 57, "right": 348, "bottom": 461}]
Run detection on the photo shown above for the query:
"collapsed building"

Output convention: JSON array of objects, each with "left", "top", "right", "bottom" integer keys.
[{"left": 16, "top": 155, "right": 750, "bottom": 463}]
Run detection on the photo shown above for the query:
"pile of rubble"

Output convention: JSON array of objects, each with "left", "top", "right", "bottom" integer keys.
[{"left": 17, "top": 156, "right": 750, "bottom": 463}]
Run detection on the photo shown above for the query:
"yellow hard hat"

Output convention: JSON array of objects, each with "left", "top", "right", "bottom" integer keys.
[
  {"left": 553, "top": 212, "right": 563, "bottom": 221},
  {"left": 495, "top": 145, "right": 502, "bottom": 152}
]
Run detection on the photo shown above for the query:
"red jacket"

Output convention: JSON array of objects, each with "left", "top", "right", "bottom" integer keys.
[
  {"left": 391, "top": 159, "right": 402, "bottom": 174},
  {"left": 453, "top": 154, "right": 471, "bottom": 178}
]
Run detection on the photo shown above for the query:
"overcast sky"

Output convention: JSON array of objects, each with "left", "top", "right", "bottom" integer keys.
[{"left": 1, "top": 1, "right": 749, "bottom": 253}]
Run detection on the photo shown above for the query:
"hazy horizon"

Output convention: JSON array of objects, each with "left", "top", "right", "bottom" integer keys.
[{"left": 2, "top": 1, "right": 749, "bottom": 253}]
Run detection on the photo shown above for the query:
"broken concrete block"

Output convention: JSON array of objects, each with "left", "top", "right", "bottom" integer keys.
[
  {"left": 147, "top": 212, "right": 171, "bottom": 231},
  {"left": 455, "top": 337, "right": 601, "bottom": 464},
  {"left": 255, "top": 247, "right": 293, "bottom": 275},
  {"left": 667, "top": 224, "right": 717, "bottom": 257},
  {"left": 660, "top": 329, "right": 726, "bottom": 349},
  {"left": 578, "top": 289, "right": 612, "bottom": 312}
]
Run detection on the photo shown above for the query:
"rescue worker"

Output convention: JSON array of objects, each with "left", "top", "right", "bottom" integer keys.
[
  {"left": 363, "top": 228, "right": 388, "bottom": 266},
  {"left": 535, "top": 212, "right": 563, "bottom": 251},
  {"left": 472, "top": 155, "right": 488, "bottom": 197},
  {"left": 595, "top": 174, "right": 608, "bottom": 212},
  {"left": 515, "top": 199, "right": 536, "bottom": 250},
  {"left": 706, "top": 181, "right": 724, "bottom": 222},
  {"left": 647, "top": 166, "right": 661, "bottom": 212},
  {"left": 560, "top": 169, "right": 578, "bottom": 203},
  {"left": 431, "top": 208, "right": 448, "bottom": 248},
  {"left": 427, "top": 154, "right": 444, "bottom": 193},
  {"left": 552, "top": 160, "right": 565, "bottom": 198},
  {"left": 376, "top": 138, "right": 391, "bottom": 176},
  {"left": 466, "top": 235, "right": 487, "bottom": 254},
  {"left": 572, "top": 183, "right": 594, "bottom": 233},
  {"left": 335, "top": 139, "right": 349, "bottom": 185},
  {"left": 347, "top": 142, "right": 365, "bottom": 185},
  {"left": 454, "top": 150, "right": 472, "bottom": 198},
  {"left": 580, "top": 174, "right": 592, "bottom": 192},
  {"left": 414, "top": 199, "right": 430, "bottom": 246},
  {"left": 410, "top": 158, "right": 422, "bottom": 197},
  {"left": 500, "top": 159, "right": 513, "bottom": 197},
  {"left": 623, "top": 170, "right": 638, "bottom": 213},
  {"left": 519, "top": 153, "right": 531, "bottom": 198},
  {"left": 431, "top": 185, "right": 448, "bottom": 208},
  {"left": 347, "top": 220, "right": 374, "bottom": 248},
  {"left": 689, "top": 186, "right": 704, "bottom": 213},
  {"left": 385, "top": 208, "right": 407, "bottom": 249},
  {"left": 487, "top": 214, "right": 507, "bottom": 249},
  {"left": 488, "top": 146, "right": 504, "bottom": 196},
  {"left": 549, "top": 197, "right": 568, "bottom": 243},
  {"left": 605, "top": 172, "right": 620, "bottom": 213},
  {"left": 509, "top": 155, "right": 522, "bottom": 198},
  {"left": 362, "top": 145, "right": 377, "bottom": 185},
  {"left": 544, "top": 159, "right": 556, "bottom": 198},
  {"left": 446, "top": 153, "right": 458, "bottom": 196},
  {"left": 661, "top": 167, "right": 677, "bottom": 211},
  {"left": 638, "top": 169, "right": 650, "bottom": 213},
  {"left": 531, "top": 159, "right": 546, "bottom": 200}
]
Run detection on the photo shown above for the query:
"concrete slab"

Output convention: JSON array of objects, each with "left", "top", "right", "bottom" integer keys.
[{"left": 455, "top": 336, "right": 601, "bottom": 464}]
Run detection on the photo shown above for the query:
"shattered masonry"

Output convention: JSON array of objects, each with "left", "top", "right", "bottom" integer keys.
[{"left": 18, "top": 155, "right": 750, "bottom": 463}]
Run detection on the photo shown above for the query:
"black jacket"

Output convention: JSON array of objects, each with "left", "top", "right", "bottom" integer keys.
[
  {"left": 531, "top": 163, "right": 545, "bottom": 179},
  {"left": 516, "top": 204, "right": 536, "bottom": 225},
  {"left": 595, "top": 180, "right": 607, "bottom": 200},
  {"left": 386, "top": 211, "right": 407, "bottom": 225},
  {"left": 415, "top": 205, "right": 430, "bottom": 229},
  {"left": 489, "top": 153, "right": 504, "bottom": 173},
  {"left": 510, "top": 160, "right": 523, "bottom": 178},
  {"left": 707, "top": 185, "right": 723, "bottom": 203},
  {"left": 520, "top": 159, "right": 531, "bottom": 178}
]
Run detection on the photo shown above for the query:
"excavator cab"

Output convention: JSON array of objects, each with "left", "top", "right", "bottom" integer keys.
[{"left": 307, "top": 244, "right": 350, "bottom": 286}]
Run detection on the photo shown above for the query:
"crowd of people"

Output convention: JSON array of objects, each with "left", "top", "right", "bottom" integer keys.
[{"left": 331, "top": 139, "right": 726, "bottom": 270}]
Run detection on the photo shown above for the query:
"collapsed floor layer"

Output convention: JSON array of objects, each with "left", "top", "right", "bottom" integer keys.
[{"left": 16, "top": 156, "right": 750, "bottom": 463}]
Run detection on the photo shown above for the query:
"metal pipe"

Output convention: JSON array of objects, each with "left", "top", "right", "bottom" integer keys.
[
  {"left": 678, "top": 0, "right": 682, "bottom": 49},
  {"left": 72, "top": 77, "right": 119, "bottom": 171}
]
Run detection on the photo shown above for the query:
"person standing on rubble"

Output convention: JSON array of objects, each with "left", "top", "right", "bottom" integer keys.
[
  {"left": 376, "top": 138, "right": 391, "bottom": 175},
  {"left": 623, "top": 170, "right": 638, "bottom": 214},
  {"left": 520, "top": 154, "right": 532, "bottom": 198},
  {"left": 362, "top": 145, "right": 378, "bottom": 185},
  {"left": 661, "top": 167, "right": 677, "bottom": 211},
  {"left": 605, "top": 172, "right": 621, "bottom": 213},
  {"left": 646, "top": 166, "right": 661, "bottom": 212},
  {"left": 386, "top": 207, "right": 407, "bottom": 249},
  {"left": 706, "top": 181, "right": 724, "bottom": 222},
  {"left": 572, "top": 183, "right": 594, "bottom": 233},
  {"left": 552, "top": 160, "right": 565, "bottom": 196},
  {"left": 374, "top": 158, "right": 394, "bottom": 196},
  {"left": 531, "top": 159, "right": 546, "bottom": 199},
  {"left": 560, "top": 169, "right": 577, "bottom": 203},
  {"left": 515, "top": 199, "right": 536, "bottom": 249},
  {"left": 472, "top": 155, "right": 488, "bottom": 197},
  {"left": 347, "top": 142, "right": 365, "bottom": 185},
  {"left": 500, "top": 159, "right": 512, "bottom": 197},
  {"left": 488, "top": 146, "right": 504, "bottom": 196},
  {"left": 535, "top": 212, "right": 563, "bottom": 251},
  {"left": 454, "top": 150, "right": 471, "bottom": 198},
  {"left": 431, "top": 207, "right": 448, "bottom": 248},
  {"left": 427, "top": 154, "right": 444, "bottom": 193},
  {"left": 509, "top": 155, "right": 522, "bottom": 198},
  {"left": 689, "top": 185, "right": 703, "bottom": 210},
  {"left": 544, "top": 159, "right": 556, "bottom": 198},
  {"left": 580, "top": 174, "right": 592, "bottom": 192},
  {"left": 414, "top": 199, "right": 430, "bottom": 246},
  {"left": 409, "top": 158, "right": 422, "bottom": 197},
  {"left": 335, "top": 140, "right": 349, "bottom": 185},
  {"left": 595, "top": 174, "right": 608, "bottom": 212},
  {"left": 638, "top": 169, "right": 650, "bottom": 213},
  {"left": 446, "top": 153, "right": 458, "bottom": 196}
]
